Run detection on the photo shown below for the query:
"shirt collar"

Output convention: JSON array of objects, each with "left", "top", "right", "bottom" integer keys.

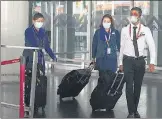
[{"left": 131, "top": 22, "right": 141, "bottom": 29}]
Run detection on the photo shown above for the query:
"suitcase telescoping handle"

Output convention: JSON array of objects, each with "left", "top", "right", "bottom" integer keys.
[
  {"left": 107, "top": 70, "right": 124, "bottom": 95},
  {"left": 88, "top": 62, "right": 95, "bottom": 71},
  {"left": 78, "top": 62, "right": 94, "bottom": 84}
]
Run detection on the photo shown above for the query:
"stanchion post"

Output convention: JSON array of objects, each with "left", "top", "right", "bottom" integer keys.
[
  {"left": 81, "top": 53, "right": 85, "bottom": 68},
  {"left": 19, "top": 56, "right": 26, "bottom": 118},
  {"left": 29, "top": 50, "right": 38, "bottom": 117}
]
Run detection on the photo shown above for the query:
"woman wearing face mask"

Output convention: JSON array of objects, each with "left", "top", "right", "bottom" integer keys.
[
  {"left": 92, "top": 14, "right": 120, "bottom": 82},
  {"left": 23, "top": 13, "right": 57, "bottom": 75}
]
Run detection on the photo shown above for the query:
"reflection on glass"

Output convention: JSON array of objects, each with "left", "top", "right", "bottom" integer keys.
[
  {"left": 31, "top": 1, "right": 133, "bottom": 61},
  {"left": 92, "top": 1, "right": 131, "bottom": 32},
  {"left": 30, "top": 1, "right": 161, "bottom": 66},
  {"left": 138, "top": 85, "right": 147, "bottom": 117},
  {"left": 134, "top": 1, "right": 150, "bottom": 15}
]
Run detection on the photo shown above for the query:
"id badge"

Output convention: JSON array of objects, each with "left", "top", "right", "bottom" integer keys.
[
  {"left": 42, "top": 49, "right": 46, "bottom": 53},
  {"left": 107, "top": 48, "right": 111, "bottom": 54}
]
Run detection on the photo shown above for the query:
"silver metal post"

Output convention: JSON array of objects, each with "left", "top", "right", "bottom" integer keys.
[
  {"left": 1, "top": 102, "right": 30, "bottom": 111},
  {"left": 1, "top": 45, "right": 41, "bottom": 50},
  {"left": 51, "top": 1, "right": 54, "bottom": 50},
  {"left": 29, "top": 51, "right": 38, "bottom": 117},
  {"left": 49, "top": 1, "right": 54, "bottom": 69},
  {"left": 0, "top": 29, "right": 1, "bottom": 118},
  {"left": 81, "top": 53, "right": 85, "bottom": 68},
  {"left": 87, "top": 1, "right": 92, "bottom": 60}
]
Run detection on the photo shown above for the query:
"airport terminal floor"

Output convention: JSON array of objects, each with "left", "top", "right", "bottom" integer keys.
[{"left": 1, "top": 66, "right": 162, "bottom": 118}]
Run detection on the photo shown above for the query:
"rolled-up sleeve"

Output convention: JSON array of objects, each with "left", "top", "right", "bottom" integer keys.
[
  {"left": 145, "top": 27, "right": 156, "bottom": 64},
  {"left": 92, "top": 30, "right": 98, "bottom": 59}
]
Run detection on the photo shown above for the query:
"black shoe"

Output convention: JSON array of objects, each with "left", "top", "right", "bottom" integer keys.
[
  {"left": 127, "top": 113, "right": 135, "bottom": 118},
  {"left": 134, "top": 111, "right": 140, "bottom": 118}
]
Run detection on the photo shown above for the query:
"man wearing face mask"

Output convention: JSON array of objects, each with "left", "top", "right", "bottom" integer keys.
[
  {"left": 119, "top": 7, "right": 156, "bottom": 118},
  {"left": 23, "top": 13, "right": 57, "bottom": 75}
]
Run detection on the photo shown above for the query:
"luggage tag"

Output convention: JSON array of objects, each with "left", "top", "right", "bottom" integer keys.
[{"left": 105, "top": 35, "right": 111, "bottom": 54}]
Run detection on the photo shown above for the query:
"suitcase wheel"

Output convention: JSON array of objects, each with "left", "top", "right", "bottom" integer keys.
[
  {"left": 106, "top": 108, "right": 112, "bottom": 112},
  {"left": 59, "top": 96, "right": 63, "bottom": 102},
  {"left": 92, "top": 108, "right": 96, "bottom": 112},
  {"left": 42, "top": 106, "right": 45, "bottom": 111},
  {"left": 72, "top": 97, "right": 75, "bottom": 100},
  {"left": 24, "top": 111, "right": 30, "bottom": 118},
  {"left": 34, "top": 107, "right": 38, "bottom": 114},
  {"left": 42, "top": 107, "right": 45, "bottom": 115}
]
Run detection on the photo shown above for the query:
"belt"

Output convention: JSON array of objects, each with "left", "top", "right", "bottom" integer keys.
[{"left": 123, "top": 55, "right": 146, "bottom": 60}]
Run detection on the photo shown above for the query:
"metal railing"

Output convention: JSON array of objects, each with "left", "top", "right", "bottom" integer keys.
[
  {"left": 45, "top": 51, "right": 89, "bottom": 69},
  {"left": 45, "top": 51, "right": 162, "bottom": 71},
  {"left": 1, "top": 57, "right": 25, "bottom": 118},
  {"left": 1, "top": 45, "right": 162, "bottom": 118},
  {"left": 1, "top": 45, "right": 40, "bottom": 118}
]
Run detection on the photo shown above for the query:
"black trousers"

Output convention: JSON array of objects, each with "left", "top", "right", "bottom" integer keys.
[{"left": 123, "top": 55, "right": 146, "bottom": 114}]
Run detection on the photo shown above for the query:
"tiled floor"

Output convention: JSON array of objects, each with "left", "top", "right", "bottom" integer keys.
[{"left": 1, "top": 69, "right": 162, "bottom": 118}]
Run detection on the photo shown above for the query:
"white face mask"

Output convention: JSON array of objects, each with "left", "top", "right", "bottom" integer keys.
[
  {"left": 130, "top": 16, "right": 138, "bottom": 24},
  {"left": 34, "top": 22, "right": 44, "bottom": 29},
  {"left": 103, "top": 22, "right": 111, "bottom": 29}
]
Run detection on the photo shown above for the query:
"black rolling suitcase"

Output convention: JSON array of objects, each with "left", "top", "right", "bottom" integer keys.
[
  {"left": 25, "top": 64, "right": 47, "bottom": 113},
  {"left": 90, "top": 70, "right": 125, "bottom": 111},
  {"left": 57, "top": 63, "right": 94, "bottom": 100}
]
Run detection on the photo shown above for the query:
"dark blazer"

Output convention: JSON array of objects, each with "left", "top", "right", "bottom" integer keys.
[
  {"left": 23, "top": 25, "right": 56, "bottom": 74},
  {"left": 92, "top": 28, "right": 120, "bottom": 59},
  {"left": 92, "top": 28, "right": 120, "bottom": 72}
]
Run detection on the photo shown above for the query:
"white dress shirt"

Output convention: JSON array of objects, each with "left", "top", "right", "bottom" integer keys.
[{"left": 119, "top": 23, "right": 156, "bottom": 65}]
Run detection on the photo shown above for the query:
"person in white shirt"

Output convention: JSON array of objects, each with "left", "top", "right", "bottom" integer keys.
[{"left": 119, "top": 7, "right": 156, "bottom": 118}]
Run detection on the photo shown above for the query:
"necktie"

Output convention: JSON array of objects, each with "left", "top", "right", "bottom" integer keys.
[{"left": 133, "top": 26, "right": 139, "bottom": 57}]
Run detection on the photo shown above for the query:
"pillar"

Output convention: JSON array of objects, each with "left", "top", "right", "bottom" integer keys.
[
  {"left": 1, "top": 1, "right": 29, "bottom": 80},
  {"left": 66, "top": 1, "right": 75, "bottom": 59},
  {"left": 157, "top": 1, "right": 162, "bottom": 66}
]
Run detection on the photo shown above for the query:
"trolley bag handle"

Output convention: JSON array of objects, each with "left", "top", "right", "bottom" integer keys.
[
  {"left": 89, "top": 62, "right": 95, "bottom": 71},
  {"left": 107, "top": 70, "right": 124, "bottom": 95},
  {"left": 78, "top": 62, "right": 94, "bottom": 84}
]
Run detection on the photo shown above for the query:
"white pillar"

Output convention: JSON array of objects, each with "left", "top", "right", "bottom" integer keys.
[
  {"left": 87, "top": 1, "right": 92, "bottom": 60},
  {"left": 1, "top": 2, "right": 29, "bottom": 118},
  {"left": 152, "top": 1, "right": 158, "bottom": 65},
  {"left": 1, "top": 1, "right": 29, "bottom": 81}
]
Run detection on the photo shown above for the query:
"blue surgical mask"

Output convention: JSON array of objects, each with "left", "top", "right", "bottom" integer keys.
[
  {"left": 103, "top": 23, "right": 111, "bottom": 29},
  {"left": 34, "top": 22, "right": 44, "bottom": 29}
]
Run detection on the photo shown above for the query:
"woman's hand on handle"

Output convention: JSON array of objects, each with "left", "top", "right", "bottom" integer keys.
[
  {"left": 51, "top": 57, "right": 57, "bottom": 69},
  {"left": 119, "top": 65, "right": 123, "bottom": 72},
  {"left": 54, "top": 57, "right": 57, "bottom": 62}
]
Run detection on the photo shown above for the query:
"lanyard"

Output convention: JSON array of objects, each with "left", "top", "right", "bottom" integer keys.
[
  {"left": 129, "top": 23, "right": 141, "bottom": 40},
  {"left": 105, "top": 29, "right": 111, "bottom": 47},
  {"left": 32, "top": 26, "right": 44, "bottom": 48}
]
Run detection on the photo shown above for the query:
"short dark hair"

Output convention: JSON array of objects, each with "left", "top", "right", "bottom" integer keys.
[
  {"left": 100, "top": 14, "right": 114, "bottom": 28},
  {"left": 33, "top": 13, "right": 44, "bottom": 20},
  {"left": 131, "top": 7, "right": 142, "bottom": 16}
]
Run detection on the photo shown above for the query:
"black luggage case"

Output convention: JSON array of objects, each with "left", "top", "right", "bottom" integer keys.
[
  {"left": 57, "top": 63, "right": 94, "bottom": 100},
  {"left": 24, "top": 64, "right": 47, "bottom": 113},
  {"left": 90, "top": 70, "right": 125, "bottom": 111}
]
